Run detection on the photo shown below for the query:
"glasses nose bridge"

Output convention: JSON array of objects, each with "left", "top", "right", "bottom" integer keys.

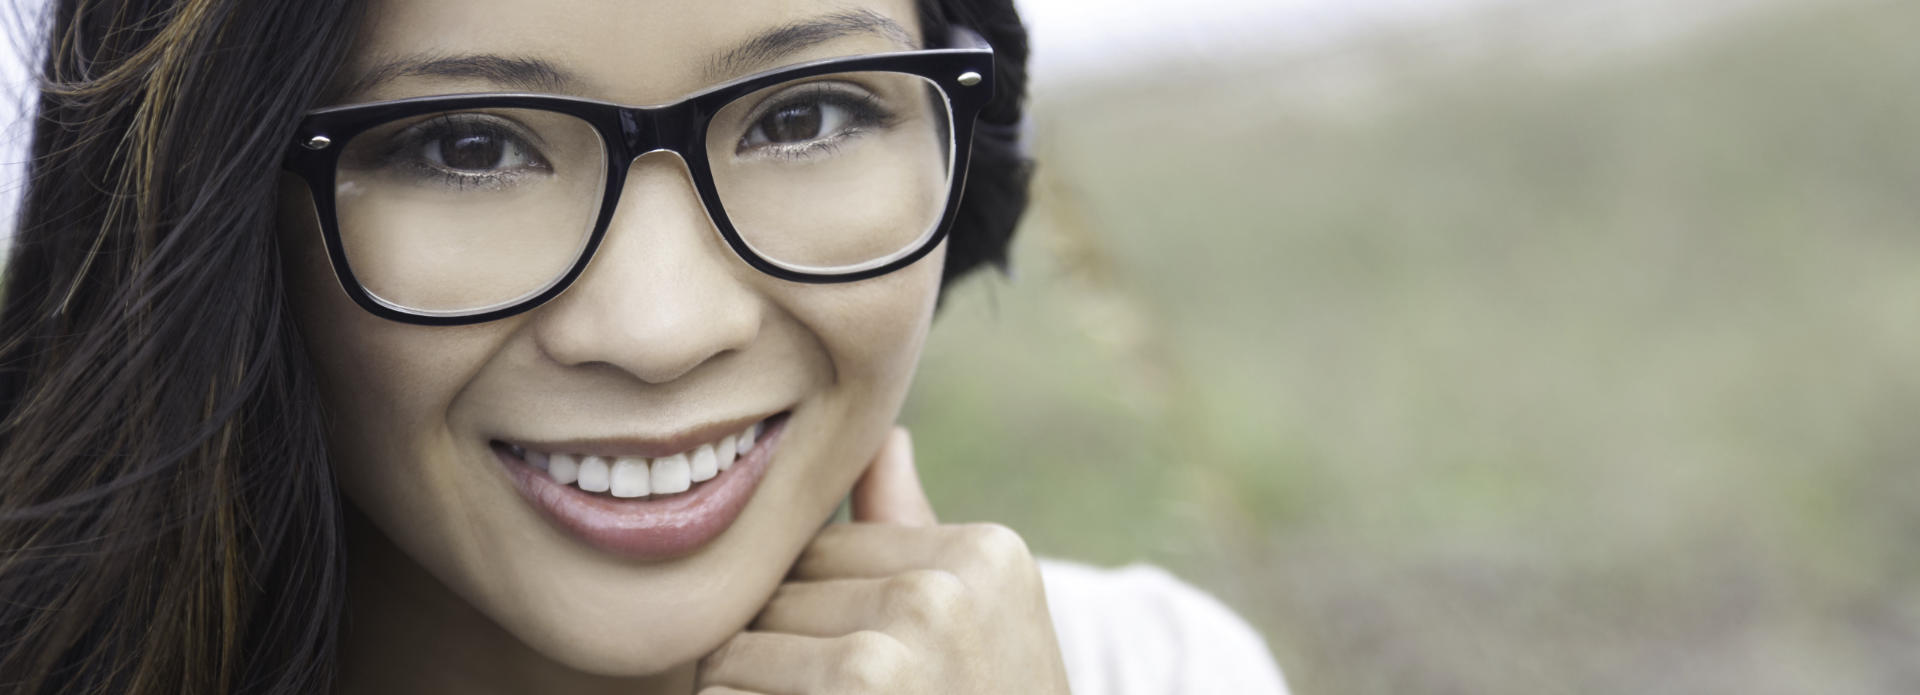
[
  {"left": 598, "top": 102, "right": 725, "bottom": 269},
  {"left": 614, "top": 101, "right": 703, "bottom": 164},
  {"left": 606, "top": 102, "right": 715, "bottom": 232}
]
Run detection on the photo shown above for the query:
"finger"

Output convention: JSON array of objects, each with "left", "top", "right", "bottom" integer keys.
[
  {"left": 752, "top": 570, "right": 966, "bottom": 637},
  {"left": 850, "top": 427, "right": 937, "bottom": 526},
  {"left": 790, "top": 523, "right": 941, "bottom": 580},
  {"left": 752, "top": 577, "right": 889, "bottom": 637},
  {"left": 698, "top": 630, "right": 908, "bottom": 693},
  {"left": 790, "top": 522, "right": 1031, "bottom": 582},
  {"left": 699, "top": 631, "right": 831, "bottom": 694}
]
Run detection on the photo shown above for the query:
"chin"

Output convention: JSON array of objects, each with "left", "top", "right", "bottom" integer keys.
[
  {"left": 491, "top": 542, "right": 782, "bottom": 677},
  {"left": 523, "top": 604, "right": 749, "bottom": 676}
]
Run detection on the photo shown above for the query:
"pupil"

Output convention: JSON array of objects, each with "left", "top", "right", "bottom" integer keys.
[
  {"left": 766, "top": 104, "right": 822, "bottom": 143},
  {"left": 442, "top": 133, "right": 502, "bottom": 170}
]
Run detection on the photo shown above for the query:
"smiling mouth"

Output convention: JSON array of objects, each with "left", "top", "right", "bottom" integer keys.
[{"left": 490, "top": 412, "right": 786, "bottom": 500}]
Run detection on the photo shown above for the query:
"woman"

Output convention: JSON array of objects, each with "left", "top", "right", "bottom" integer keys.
[{"left": 0, "top": 0, "right": 1287, "bottom": 692}]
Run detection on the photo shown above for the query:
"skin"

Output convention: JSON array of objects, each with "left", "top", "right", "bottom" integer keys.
[{"left": 277, "top": 0, "right": 1070, "bottom": 693}]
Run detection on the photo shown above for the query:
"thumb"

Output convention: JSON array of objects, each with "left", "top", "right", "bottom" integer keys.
[{"left": 850, "top": 426, "right": 937, "bottom": 526}]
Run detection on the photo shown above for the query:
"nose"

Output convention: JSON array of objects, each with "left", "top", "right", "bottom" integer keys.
[{"left": 529, "top": 151, "right": 760, "bottom": 384}]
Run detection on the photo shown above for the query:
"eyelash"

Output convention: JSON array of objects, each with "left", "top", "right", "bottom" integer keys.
[
  {"left": 734, "top": 83, "right": 899, "bottom": 161},
  {"left": 376, "top": 114, "right": 549, "bottom": 190}
]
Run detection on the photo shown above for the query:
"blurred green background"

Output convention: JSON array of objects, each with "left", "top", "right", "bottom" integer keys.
[{"left": 903, "top": 0, "right": 1920, "bottom": 692}]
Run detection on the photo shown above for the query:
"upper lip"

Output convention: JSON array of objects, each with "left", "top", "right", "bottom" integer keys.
[{"left": 496, "top": 409, "right": 783, "bottom": 460}]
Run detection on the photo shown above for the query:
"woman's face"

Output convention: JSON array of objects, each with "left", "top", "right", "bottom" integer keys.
[{"left": 280, "top": 0, "right": 943, "bottom": 675}]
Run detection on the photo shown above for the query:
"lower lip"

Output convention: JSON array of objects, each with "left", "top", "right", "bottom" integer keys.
[{"left": 495, "top": 414, "right": 787, "bottom": 561}]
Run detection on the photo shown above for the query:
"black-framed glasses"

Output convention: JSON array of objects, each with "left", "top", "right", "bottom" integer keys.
[{"left": 282, "top": 29, "right": 994, "bottom": 326}]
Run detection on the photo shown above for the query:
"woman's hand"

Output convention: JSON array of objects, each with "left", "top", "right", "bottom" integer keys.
[{"left": 696, "top": 427, "right": 1072, "bottom": 694}]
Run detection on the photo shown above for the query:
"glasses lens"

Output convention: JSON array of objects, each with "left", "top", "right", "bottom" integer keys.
[
  {"left": 706, "top": 71, "right": 954, "bottom": 273},
  {"left": 333, "top": 108, "right": 606, "bottom": 314}
]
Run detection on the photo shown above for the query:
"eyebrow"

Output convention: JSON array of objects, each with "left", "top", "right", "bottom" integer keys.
[
  {"left": 338, "top": 54, "right": 572, "bottom": 101},
  {"left": 704, "top": 9, "right": 919, "bottom": 79},
  {"left": 338, "top": 10, "right": 919, "bottom": 101}
]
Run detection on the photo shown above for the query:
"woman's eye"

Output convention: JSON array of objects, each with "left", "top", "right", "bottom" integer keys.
[
  {"left": 422, "top": 127, "right": 541, "bottom": 174},
  {"left": 744, "top": 99, "right": 852, "bottom": 147},
  {"left": 435, "top": 132, "right": 508, "bottom": 171},
  {"left": 366, "top": 114, "right": 553, "bottom": 188}
]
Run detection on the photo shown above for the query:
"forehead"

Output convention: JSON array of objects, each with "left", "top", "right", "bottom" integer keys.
[{"left": 338, "top": 0, "right": 924, "bottom": 104}]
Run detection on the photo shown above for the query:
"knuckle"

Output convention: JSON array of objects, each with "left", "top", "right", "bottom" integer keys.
[
  {"left": 840, "top": 629, "right": 895, "bottom": 656},
  {"left": 952, "top": 522, "right": 1032, "bottom": 569},
  {"left": 833, "top": 630, "right": 906, "bottom": 690},
  {"left": 885, "top": 569, "right": 968, "bottom": 626}
]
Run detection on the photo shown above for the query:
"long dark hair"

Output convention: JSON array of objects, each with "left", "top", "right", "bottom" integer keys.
[{"left": 0, "top": 0, "right": 1032, "bottom": 693}]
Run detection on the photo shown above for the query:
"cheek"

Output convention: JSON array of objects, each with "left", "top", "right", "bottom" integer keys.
[
  {"left": 819, "top": 307, "right": 930, "bottom": 399},
  {"left": 789, "top": 242, "right": 948, "bottom": 390},
  {"left": 771, "top": 241, "right": 947, "bottom": 493},
  {"left": 278, "top": 176, "right": 513, "bottom": 533}
]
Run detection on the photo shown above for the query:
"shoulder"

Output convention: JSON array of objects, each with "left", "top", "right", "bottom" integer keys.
[{"left": 1037, "top": 558, "right": 1290, "bottom": 695}]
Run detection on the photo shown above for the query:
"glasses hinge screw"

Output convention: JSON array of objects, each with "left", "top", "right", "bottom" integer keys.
[
  {"left": 302, "top": 135, "right": 332, "bottom": 150},
  {"left": 957, "top": 71, "right": 982, "bottom": 87}
]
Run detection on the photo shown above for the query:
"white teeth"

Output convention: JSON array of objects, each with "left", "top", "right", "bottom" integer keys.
[
  {"left": 519, "top": 416, "right": 772, "bottom": 497},
  {"left": 690, "top": 443, "right": 718, "bottom": 482},
  {"left": 577, "top": 456, "right": 611, "bottom": 493},
  {"left": 717, "top": 434, "right": 737, "bottom": 472},
  {"left": 610, "top": 457, "right": 651, "bottom": 498},
  {"left": 652, "top": 452, "right": 692, "bottom": 494},
  {"left": 548, "top": 453, "right": 579, "bottom": 485}
]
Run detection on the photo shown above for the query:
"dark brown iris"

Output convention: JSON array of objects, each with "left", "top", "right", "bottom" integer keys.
[
  {"left": 761, "top": 104, "right": 823, "bottom": 143},
  {"left": 441, "top": 133, "right": 504, "bottom": 170}
]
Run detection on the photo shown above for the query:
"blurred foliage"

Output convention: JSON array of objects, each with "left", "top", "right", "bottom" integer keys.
[{"left": 905, "top": 0, "right": 1920, "bottom": 692}]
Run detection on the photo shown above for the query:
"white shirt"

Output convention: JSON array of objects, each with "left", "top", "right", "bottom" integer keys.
[{"left": 1039, "top": 559, "right": 1290, "bottom": 695}]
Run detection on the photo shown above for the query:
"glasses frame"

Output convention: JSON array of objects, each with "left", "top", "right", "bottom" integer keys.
[{"left": 282, "top": 29, "right": 995, "bottom": 326}]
